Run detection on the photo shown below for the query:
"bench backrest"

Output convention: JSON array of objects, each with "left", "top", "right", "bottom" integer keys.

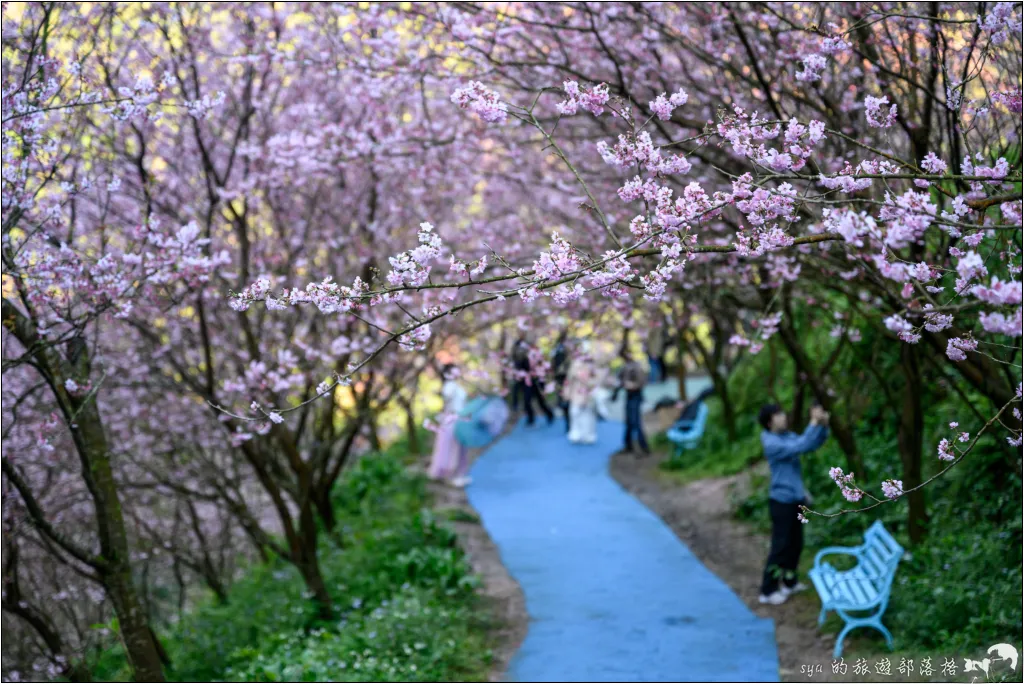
[{"left": 857, "top": 520, "right": 903, "bottom": 593}]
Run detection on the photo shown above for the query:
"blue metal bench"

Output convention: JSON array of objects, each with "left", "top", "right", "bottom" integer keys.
[
  {"left": 665, "top": 401, "right": 709, "bottom": 455},
  {"left": 810, "top": 520, "right": 904, "bottom": 658}
]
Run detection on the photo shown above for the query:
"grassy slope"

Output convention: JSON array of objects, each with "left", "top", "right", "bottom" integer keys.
[{"left": 90, "top": 437, "right": 497, "bottom": 682}]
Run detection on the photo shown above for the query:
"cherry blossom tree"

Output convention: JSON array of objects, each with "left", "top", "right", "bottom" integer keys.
[
  {"left": 3, "top": 2, "right": 1022, "bottom": 681},
  {"left": 235, "top": 3, "right": 1021, "bottom": 531}
]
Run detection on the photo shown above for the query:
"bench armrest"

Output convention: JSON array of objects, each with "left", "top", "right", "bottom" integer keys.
[{"left": 813, "top": 545, "right": 863, "bottom": 567}]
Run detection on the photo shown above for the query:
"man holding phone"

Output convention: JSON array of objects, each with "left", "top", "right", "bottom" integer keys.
[{"left": 756, "top": 402, "right": 830, "bottom": 605}]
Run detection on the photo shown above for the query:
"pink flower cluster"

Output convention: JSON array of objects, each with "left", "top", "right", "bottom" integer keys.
[
  {"left": 449, "top": 254, "right": 488, "bottom": 279},
  {"left": 955, "top": 250, "right": 988, "bottom": 293},
  {"left": 640, "top": 254, "right": 688, "bottom": 302},
  {"left": 992, "top": 88, "right": 1023, "bottom": 113},
  {"left": 979, "top": 309, "right": 1023, "bottom": 337},
  {"left": 946, "top": 336, "right": 978, "bottom": 362},
  {"left": 795, "top": 53, "right": 827, "bottom": 82},
  {"left": 962, "top": 155, "right": 1010, "bottom": 182},
  {"left": 648, "top": 89, "right": 688, "bottom": 120},
  {"left": 879, "top": 190, "right": 937, "bottom": 250},
  {"left": 451, "top": 81, "right": 508, "bottom": 123},
  {"left": 978, "top": 2, "right": 1021, "bottom": 44},
  {"left": 586, "top": 251, "right": 636, "bottom": 298},
  {"left": 1002, "top": 201, "right": 1023, "bottom": 225},
  {"left": 398, "top": 324, "right": 432, "bottom": 352},
  {"left": 734, "top": 183, "right": 798, "bottom": 227},
  {"left": 864, "top": 95, "right": 898, "bottom": 128},
  {"left": 103, "top": 74, "right": 164, "bottom": 121},
  {"left": 818, "top": 158, "right": 899, "bottom": 193},
  {"left": 923, "top": 309, "right": 953, "bottom": 333},
  {"left": 937, "top": 437, "right": 956, "bottom": 461},
  {"left": 598, "top": 130, "right": 692, "bottom": 176},
  {"left": 972, "top": 277, "right": 1022, "bottom": 306},
  {"left": 824, "top": 208, "right": 878, "bottom": 247},
  {"left": 184, "top": 91, "right": 226, "bottom": 121},
  {"left": 533, "top": 232, "right": 583, "bottom": 281},
  {"left": 386, "top": 222, "right": 444, "bottom": 287},
  {"left": 820, "top": 31, "right": 851, "bottom": 55},
  {"left": 920, "top": 152, "right": 948, "bottom": 175},
  {"left": 233, "top": 274, "right": 372, "bottom": 316},
  {"left": 733, "top": 224, "right": 795, "bottom": 258},
  {"left": 16, "top": 217, "right": 225, "bottom": 334},
  {"left": 557, "top": 80, "right": 610, "bottom": 116},
  {"left": 719, "top": 109, "right": 826, "bottom": 173},
  {"left": 829, "top": 467, "right": 864, "bottom": 503},
  {"left": 880, "top": 479, "right": 904, "bottom": 500},
  {"left": 729, "top": 333, "right": 763, "bottom": 355},
  {"left": 754, "top": 312, "right": 783, "bottom": 340},
  {"left": 883, "top": 314, "right": 921, "bottom": 344}
]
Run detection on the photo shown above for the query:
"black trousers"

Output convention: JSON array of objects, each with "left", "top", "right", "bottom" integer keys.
[
  {"left": 761, "top": 499, "right": 805, "bottom": 595},
  {"left": 516, "top": 380, "right": 553, "bottom": 424},
  {"left": 624, "top": 390, "right": 649, "bottom": 452},
  {"left": 555, "top": 374, "right": 570, "bottom": 432}
]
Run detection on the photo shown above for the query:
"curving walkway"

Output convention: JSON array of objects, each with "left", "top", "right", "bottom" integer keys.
[{"left": 466, "top": 380, "right": 779, "bottom": 682}]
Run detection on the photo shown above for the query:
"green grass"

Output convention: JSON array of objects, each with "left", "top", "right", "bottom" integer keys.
[
  {"left": 88, "top": 442, "right": 496, "bottom": 683},
  {"left": 437, "top": 507, "right": 482, "bottom": 524}
]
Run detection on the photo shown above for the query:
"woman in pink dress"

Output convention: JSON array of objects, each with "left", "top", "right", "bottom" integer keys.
[{"left": 427, "top": 364, "right": 471, "bottom": 487}]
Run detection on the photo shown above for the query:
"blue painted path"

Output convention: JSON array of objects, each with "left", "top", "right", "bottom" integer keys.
[{"left": 466, "top": 381, "right": 779, "bottom": 682}]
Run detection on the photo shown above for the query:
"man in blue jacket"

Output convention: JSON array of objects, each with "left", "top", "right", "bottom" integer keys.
[{"left": 758, "top": 403, "right": 830, "bottom": 605}]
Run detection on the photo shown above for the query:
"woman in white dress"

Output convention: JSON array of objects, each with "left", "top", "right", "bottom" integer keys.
[
  {"left": 564, "top": 349, "right": 599, "bottom": 445},
  {"left": 427, "top": 364, "right": 472, "bottom": 487}
]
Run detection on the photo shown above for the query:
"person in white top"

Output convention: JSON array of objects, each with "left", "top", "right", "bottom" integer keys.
[
  {"left": 427, "top": 364, "right": 472, "bottom": 487},
  {"left": 563, "top": 343, "right": 601, "bottom": 444}
]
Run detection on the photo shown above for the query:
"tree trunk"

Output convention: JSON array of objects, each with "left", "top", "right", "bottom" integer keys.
[
  {"left": 898, "top": 345, "right": 928, "bottom": 544},
  {"left": 676, "top": 351, "right": 689, "bottom": 402},
  {"left": 687, "top": 330, "right": 737, "bottom": 441},
  {"left": 789, "top": 368, "right": 807, "bottom": 433},
  {"left": 297, "top": 548, "right": 333, "bottom": 621},
  {"left": 103, "top": 562, "right": 166, "bottom": 682},
  {"left": 710, "top": 367, "right": 737, "bottom": 441},
  {"left": 403, "top": 397, "right": 420, "bottom": 455},
  {"left": 72, "top": 403, "right": 166, "bottom": 681},
  {"left": 367, "top": 417, "right": 381, "bottom": 452},
  {"left": 673, "top": 305, "right": 691, "bottom": 401},
  {"left": 767, "top": 340, "right": 780, "bottom": 402},
  {"left": 297, "top": 492, "right": 333, "bottom": 619},
  {"left": 2, "top": 303, "right": 167, "bottom": 682}
]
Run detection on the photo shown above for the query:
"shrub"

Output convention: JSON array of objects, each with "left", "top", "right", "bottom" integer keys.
[{"left": 87, "top": 451, "right": 495, "bottom": 683}]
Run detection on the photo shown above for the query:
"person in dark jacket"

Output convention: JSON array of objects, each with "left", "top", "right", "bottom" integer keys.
[
  {"left": 552, "top": 330, "right": 571, "bottom": 433},
  {"left": 511, "top": 335, "right": 554, "bottom": 426},
  {"left": 757, "top": 403, "right": 830, "bottom": 605},
  {"left": 618, "top": 351, "right": 649, "bottom": 455}
]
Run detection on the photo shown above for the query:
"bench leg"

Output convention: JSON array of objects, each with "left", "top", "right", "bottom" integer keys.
[
  {"left": 833, "top": 622, "right": 854, "bottom": 659},
  {"left": 832, "top": 610, "right": 894, "bottom": 658},
  {"left": 818, "top": 607, "right": 827, "bottom": 626},
  {"left": 871, "top": 619, "right": 894, "bottom": 651}
]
